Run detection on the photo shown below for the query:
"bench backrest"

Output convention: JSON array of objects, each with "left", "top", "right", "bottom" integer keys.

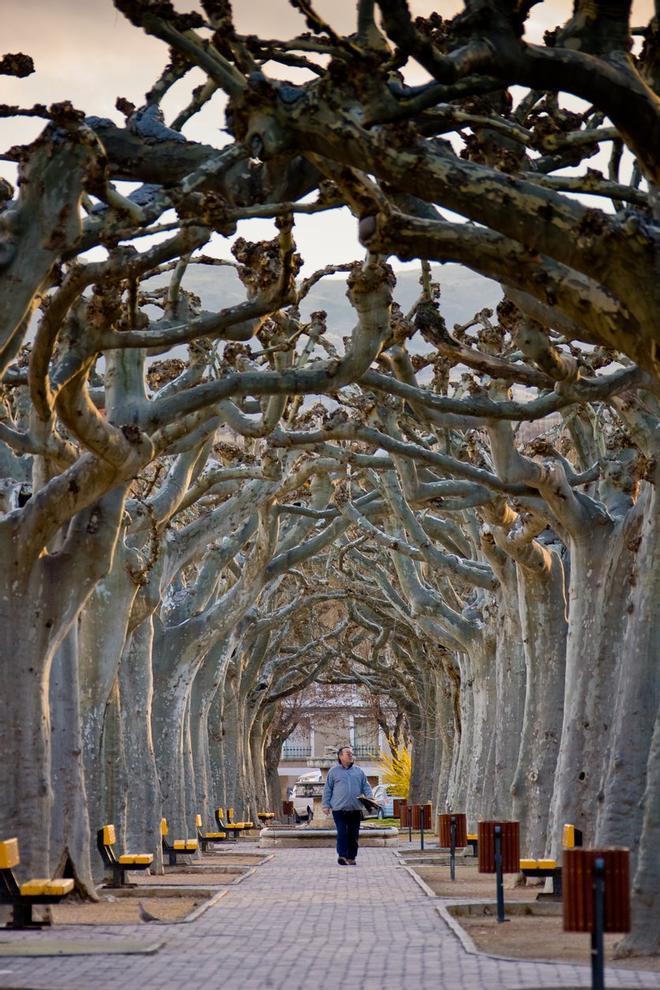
[
  {"left": 195, "top": 814, "right": 202, "bottom": 828},
  {"left": 0, "top": 838, "right": 19, "bottom": 870},
  {"left": 100, "top": 825, "right": 117, "bottom": 847},
  {"left": 563, "top": 823, "right": 583, "bottom": 849},
  {"left": 160, "top": 818, "right": 168, "bottom": 837}
]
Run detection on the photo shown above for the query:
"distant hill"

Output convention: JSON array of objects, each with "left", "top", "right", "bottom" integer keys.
[{"left": 161, "top": 262, "right": 502, "bottom": 355}]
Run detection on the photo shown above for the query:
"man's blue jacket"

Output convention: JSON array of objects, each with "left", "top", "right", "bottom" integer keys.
[{"left": 322, "top": 762, "right": 373, "bottom": 811}]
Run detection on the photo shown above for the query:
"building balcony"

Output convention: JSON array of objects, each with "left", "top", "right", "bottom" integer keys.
[
  {"left": 352, "top": 744, "right": 381, "bottom": 758},
  {"left": 281, "top": 744, "right": 312, "bottom": 760}
]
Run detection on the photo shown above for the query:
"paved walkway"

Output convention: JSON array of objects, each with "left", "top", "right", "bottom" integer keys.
[{"left": 1, "top": 847, "right": 658, "bottom": 990}]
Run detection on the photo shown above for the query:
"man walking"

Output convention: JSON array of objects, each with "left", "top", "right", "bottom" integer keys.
[{"left": 322, "top": 745, "right": 373, "bottom": 865}]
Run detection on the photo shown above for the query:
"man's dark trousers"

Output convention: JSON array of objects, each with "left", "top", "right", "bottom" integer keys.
[{"left": 332, "top": 810, "right": 362, "bottom": 860}]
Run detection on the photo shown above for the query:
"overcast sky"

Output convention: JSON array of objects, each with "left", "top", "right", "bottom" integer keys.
[{"left": 1, "top": 1, "right": 652, "bottom": 273}]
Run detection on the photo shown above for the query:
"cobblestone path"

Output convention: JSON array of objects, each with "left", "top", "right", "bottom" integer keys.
[{"left": 0, "top": 847, "right": 658, "bottom": 990}]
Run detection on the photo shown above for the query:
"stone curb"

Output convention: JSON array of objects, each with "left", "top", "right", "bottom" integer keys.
[
  {"left": 401, "top": 857, "right": 656, "bottom": 984},
  {"left": 228, "top": 866, "right": 256, "bottom": 885},
  {"left": 183, "top": 887, "right": 229, "bottom": 923}
]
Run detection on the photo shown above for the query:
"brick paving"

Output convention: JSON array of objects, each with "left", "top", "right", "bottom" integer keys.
[{"left": 0, "top": 847, "right": 658, "bottom": 990}]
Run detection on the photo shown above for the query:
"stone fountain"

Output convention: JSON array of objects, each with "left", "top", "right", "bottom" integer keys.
[{"left": 259, "top": 746, "right": 398, "bottom": 848}]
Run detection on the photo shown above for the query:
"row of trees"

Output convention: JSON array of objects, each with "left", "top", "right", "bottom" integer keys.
[{"left": 0, "top": 0, "right": 657, "bottom": 953}]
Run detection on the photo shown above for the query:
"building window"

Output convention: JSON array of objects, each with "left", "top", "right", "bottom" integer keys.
[{"left": 353, "top": 718, "right": 379, "bottom": 758}]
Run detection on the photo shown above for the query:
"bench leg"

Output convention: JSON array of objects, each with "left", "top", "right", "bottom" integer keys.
[
  {"left": 553, "top": 868, "right": 562, "bottom": 898},
  {"left": 8, "top": 901, "right": 45, "bottom": 929}
]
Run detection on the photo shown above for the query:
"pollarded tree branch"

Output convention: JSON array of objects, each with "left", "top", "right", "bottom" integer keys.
[
  {"left": 360, "top": 210, "right": 656, "bottom": 374},
  {"left": 376, "top": 0, "right": 660, "bottom": 182},
  {"left": 0, "top": 114, "right": 105, "bottom": 374}
]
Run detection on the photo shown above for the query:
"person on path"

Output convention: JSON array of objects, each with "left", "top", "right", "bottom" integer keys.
[{"left": 322, "top": 745, "right": 373, "bottom": 865}]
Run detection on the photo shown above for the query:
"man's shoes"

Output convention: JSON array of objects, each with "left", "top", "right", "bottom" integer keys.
[
  {"left": 346, "top": 858, "right": 356, "bottom": 865},
  {"left": 337, "top": 856, "right": 348, "bottom": 865}
]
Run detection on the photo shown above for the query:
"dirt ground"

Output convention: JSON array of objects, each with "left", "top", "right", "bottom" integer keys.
[
  {"left": 408, "top": 859, "right": 659, "bottom": 973},
  {"left": 51, "top": 894, "right": 206, "bottom": 925},
  {"left": 412, "top": 858, "right": 548, "bottom": 901},
  {"left": 459, "top": 913, "right": 660, "bottom": 972},
  {"left": 198, "top": 853, "right": 266, "bottom": 866},
  {"left": 46, "top": 857, "right": 259, "bottom": 925}
]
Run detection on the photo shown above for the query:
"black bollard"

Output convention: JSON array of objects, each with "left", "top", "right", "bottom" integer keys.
[
  {"left": 420, "top": 810, "right": 425, "bottom": 851},
  {"left": 450, "top": 815, "right": 456, "bottom": 881},
  {"left": 494, "top": 825, "right": 507, "bottom": 923},
  {"left": 408, "top": 808, "right": 412, "bottom": 844},
  {"left": 591, "top": 857, "right": 605, "bottom": 990}
]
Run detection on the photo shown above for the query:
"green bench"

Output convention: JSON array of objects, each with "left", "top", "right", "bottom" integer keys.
[
  {"left": 97, "top": 824, "right": 153, "bottom": 888},
  {"left": 0, "top": 837, "right": 74, "bottom": 928}
]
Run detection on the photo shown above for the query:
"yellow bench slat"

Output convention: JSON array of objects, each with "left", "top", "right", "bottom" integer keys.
[
  {"left": 202, "top": 832, "right": 225, "bottom": 839},
  {"left": 520, "top": 858, "right": 558, "bottom": 871},
  {"left": 0, "top": 838, "right": 19, "bottom": 870},
  {"left": 467, "top": 833, "right": 477, "bottom": 840},
  {"left": 46, "top": 879, "right": 74, "bottom": 895},
  {"left": 172, "top": 840, "right": 198, "bottom": 851},
  {"left": 20, "top": 878, "right": 50, "bottom": 896},
  {"left": 20, "top": 878, "right": 74, "bottom": 897},
  {"left": 118, "top": 854, "right": 153, "bottom": 865}
]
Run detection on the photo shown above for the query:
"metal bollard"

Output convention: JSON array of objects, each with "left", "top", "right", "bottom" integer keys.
[
  {"left": 591, "top": 857, "right": 605, "bottom": 990},
  {"left": 420, "top": 811, "right": 424, "bottom": 851},
  {"left": 494, "top": 825, "right": 506, "bottom": 924},
  {"left": 450, "top": 815, "right": 456, "bottom": 881}
]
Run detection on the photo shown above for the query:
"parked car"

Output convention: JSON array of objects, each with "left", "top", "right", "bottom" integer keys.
[
  {"left": 291, "top": 770, "right": 322, "bottom": 819},
  {"left": 363, "top": 783, "right": 394, "bottom": 818}
]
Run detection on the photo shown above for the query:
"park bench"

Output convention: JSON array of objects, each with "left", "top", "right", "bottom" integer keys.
[
  {"left": 195, "top": 814, "right": 227, "bottom": 852},
  {"left": 96, "top": 825, "right": 153, "bottom": 888},
  {"left": 256, "top": 812, "right": 275, "bottom": 825},
  {"left": 519, "top": 856, "right": 563, "bottom": 896},
  {"left": 160, "top": 818, "right": 198, "bottom": 866},
  {"left": 227, "top": 807, "right": 254, "bottom": 828},
  {"left": 0, "top": 837, "right": 74, "bottom": 928},
  {"left": 466, "top": 832, "right": 478, "bottom": 856},
  {"left": 519, "top": 823, "right": 584, "bottom": 898},
  {"left": 214, "top": 807, "right": 253, "bottom": 841}
]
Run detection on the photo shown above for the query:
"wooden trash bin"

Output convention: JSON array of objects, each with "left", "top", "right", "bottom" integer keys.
[
  {"left": 393, "top": 798, "right": 405, "bottom": 821},
  {"left": 282, "top": 800, "right": 294, "bottom": 817},
  {"left": 563, "top": 848, "right": 630, "bottom": 933},
  {"left": 438, "top": 813, "right": 467, "bottom": 848},
  {"left": 398, "top": 800, "right": 409, "bottom": 827},
  {"left": 423, "top": 802, "right": 432, "bottom": 829},
  {"left": 411, "top": 803, "right": 432, "bottom": 830},
  {"left": 478, "top": 820, "right": 520, "bottom": 873}
]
